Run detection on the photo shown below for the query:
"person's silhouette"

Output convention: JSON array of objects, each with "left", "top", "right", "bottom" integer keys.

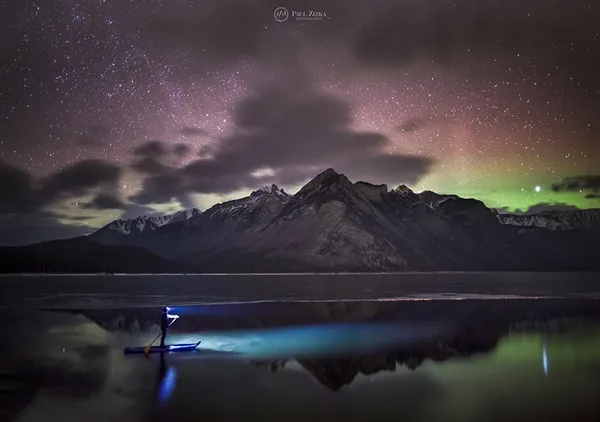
[{"left": 160, "top": 307, "right": 179, "bottom": 347}]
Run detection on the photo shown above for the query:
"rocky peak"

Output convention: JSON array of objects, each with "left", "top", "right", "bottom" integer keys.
[
  {"left": 418, "top": 190, "right": 460, "bottom": 208},
  {"left": 393, "top": 185, "right": 415, "bottom": 196},
  {"left": 251, "top": 184, "right": 289, "bottom": 198},
  {"left": 354, "top": 181, "right": 388, "bottom": 203},
  {"left": 435, "top": 197, "right": 498, "bottom": 225},
  {"left": 169, "top": 208, "right": 202, "bottom": 223},
  {"left": 295, "top": 168, "right": 354, "bottom": 198}
]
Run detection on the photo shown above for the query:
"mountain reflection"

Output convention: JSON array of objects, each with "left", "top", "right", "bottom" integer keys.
[{"left": 252, "top": 332, "right": 500, "bottom": 391}]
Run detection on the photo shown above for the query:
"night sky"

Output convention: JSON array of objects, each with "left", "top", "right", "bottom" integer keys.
[{"left": 1, "top": 0, "right": 599, "bottom": 245}]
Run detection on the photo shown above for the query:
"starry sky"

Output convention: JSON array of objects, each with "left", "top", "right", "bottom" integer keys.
[{"left": 1, "top": 0, "right": 599, "bottom": 245}]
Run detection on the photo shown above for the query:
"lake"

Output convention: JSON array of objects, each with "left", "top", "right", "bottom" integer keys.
[
  {"left": 2, "top": 272, "right": 600, "bottom": 309},
  {"left": 1, "top": 273, "right": 600, "bottom": 421}
]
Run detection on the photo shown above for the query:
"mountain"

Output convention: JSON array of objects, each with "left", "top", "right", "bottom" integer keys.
[
  {"left": 91, "top": 208, "right": 202, "bottom": 245},
  {"left": 0, "top": 237, "right": 181, "bottom": 273},
  {"left": 3, "top": 168, "right": 599, "bottom": 273},
  {"left": 496, "top": 209, "right": 600, "bottom": 231}
]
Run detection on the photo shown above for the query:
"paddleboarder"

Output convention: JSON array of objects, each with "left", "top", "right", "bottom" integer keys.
[{"left": 160, "top": 307, "right": 179, "bottom": 347}]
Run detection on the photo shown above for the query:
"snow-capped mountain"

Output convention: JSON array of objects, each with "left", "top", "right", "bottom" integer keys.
[
  {"left": 496, "top": 209, "right": 600, "bottom": 231},
  {"left": 91, "top": 208, "right": 202, "bottom": 244},
  {"left": 89, "top": 184, "right": 291, "bottom": 256},
  {"left": 84, "top": 168, "right": 599, "bottom": 272}
]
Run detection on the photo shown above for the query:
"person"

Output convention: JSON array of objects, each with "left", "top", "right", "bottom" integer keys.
[{"left": 160, "top": 306, "right": 179, "bottom": 347}]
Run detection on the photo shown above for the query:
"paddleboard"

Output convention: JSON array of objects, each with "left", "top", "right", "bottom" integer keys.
[{"left": 124, "top": 341, "right": 201, "bottom": 355}]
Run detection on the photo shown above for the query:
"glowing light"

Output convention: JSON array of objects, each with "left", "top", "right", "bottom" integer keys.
[
  {"left": 535, "top": 185, "right": 542, "bottom": 192},
  {"left": 166, "top": 321, "right": 448, "bottom": 359},
  {"left": 158, "top": 367, "right": 177, "bottom": 404},
  {"left": 542, "top": 339, "right": 549, "bottom": 376}
]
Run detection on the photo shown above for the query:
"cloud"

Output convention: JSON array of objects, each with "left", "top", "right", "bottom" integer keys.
[
  {"left": 132, "top": 140, "right": 166, "bottom": 159},
  {"left": 131, "top": 141, "right": 194, "bottom": 173},
  {"left": 180, "top": 127, "right": 209, "bottom": 137},
  {"left": 352, "top": 0, "right": 598, "bottom": 68},
  {"left": 118, "top": 203, "right": 167, "bottom": 220},
  {"left": 131, "top": 156, "right": 168, "bottom": 175},
  {"left": 0, "top": 159, "right": 122, "bottom": 215},
  {"left": 130, "top": 172, "right": 187, "bottom": 205},
  {"left": 0, "top": 160, "right": 123, "bottom": 245},
  {"left": 0, "top": 159, "right": 35, "bottom": 213},
  {"left": 0, "top": 211, "right": 94, "bottom": 246},
  {"left": 130, "top": 79, "right": 435, "bottom": 204},
  {"left": 173, "top": 143, "right": 192, "bottom": 158},
  {"left": 551, "top": 175, "right": 600, "bottom": 194},
  {"left": 496, "top": 202, "right": 582, "bottom": 214},
  {"left": 81, "top": 193, "right": 126, "bottom": 210},
  {"left": 524, "top": 202, "right": 580, "bottom": 214}
]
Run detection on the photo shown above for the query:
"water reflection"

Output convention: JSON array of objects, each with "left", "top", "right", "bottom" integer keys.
[
  {"left": 148, "top": 326, "right": 600, "bottom": 422},
  {"left": 2, "top": 301, "right": 600, "bottom": 422},
  {"left": 542, "top": 337, "right": 549, "bottom": 376},
  {"left": 250, "top": 331, "right": 499, "bottom": 391},
  {"left": 156, "top": 353, "right": 176, "bottom": 405}
]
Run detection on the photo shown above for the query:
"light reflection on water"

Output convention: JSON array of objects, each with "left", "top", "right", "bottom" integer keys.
[
  {"left": 164, "top": 321, "right": 450, "bottom": 359},
  {"left": 2, "top": 311, "right": 600, "bottom": 422}
]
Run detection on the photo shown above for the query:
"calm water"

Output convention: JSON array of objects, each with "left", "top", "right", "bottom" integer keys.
[
  {"left": 0, "top": 301, "right": 599, "bottom": 421},
  {"left": 1, "top": 272, "right": 600, "bottom": 308},
  {"left": 1, "top": 274, "right": 600, "bottom": 421}
]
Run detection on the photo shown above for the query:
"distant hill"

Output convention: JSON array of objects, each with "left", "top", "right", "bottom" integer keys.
[
  {"left": 2, "top": 168, "right": 599, "bottom": 273},
  {"left": 0, "top": 237, "right": 181, "bottom": 273}
]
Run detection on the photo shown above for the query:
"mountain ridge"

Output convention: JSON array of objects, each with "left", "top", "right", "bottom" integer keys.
[{"left": 1, "top": 169, "right": 598, "bottom": 273}]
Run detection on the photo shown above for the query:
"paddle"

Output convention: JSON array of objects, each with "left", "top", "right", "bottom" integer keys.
[{"left": 144, "top": 317, "right": 177, "bottom": 354}]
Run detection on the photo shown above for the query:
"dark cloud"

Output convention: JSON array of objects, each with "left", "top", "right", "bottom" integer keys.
[
  {"left": 131, "top": 156, "right": 168, "bottom": 175},
  {"left": 180, "top": 127, "right": 209, "bottom": 137},
  {"left": 398, "top": 117, "right": 432, "bottom": 133},
  {"left": 129, "top": 171, "right": 187, "bottom": 205},
  {"left": 119, "top": 203, "right": 167, "bottom": 220},
  {"left": 40, "top": 160, "right": 121, "bottom": 200},
  {"left": 524, "top": 202, "right": 580, "bottom": 214},
  {"left": 551, "top": 175, "right": 600, "bottom": 194},
  {"left": 0, "top": 160, "right": 122, "bottom": 245},
  {"left": 131, "top": 80, "right": 434, "bottom": 204},
  {"left": 1, "top": 160, "right": 122, "bottom": 215},
  {"left": 131, "top": 141, "right": 193, "bottom": 173},
  {"left": 0, "top": 159, "right": 35, "bottom": 213},
  {"left": 81, "top": 193, "right": 126, "bottom": 210},
  {"left": 0, "top": 211, "right": 93, "bottom": 246},
  {"left": 352, "top": 0, "right": 598, "bottom": 68},
  {"left": 132, "top": 140, "right": 167, "bottom": 159},
  {"left": 173, "top": 143, "right": 192, "bottom": 158},
  {"left": 495, "top": 202, "right": 583, "bottom": 214}
]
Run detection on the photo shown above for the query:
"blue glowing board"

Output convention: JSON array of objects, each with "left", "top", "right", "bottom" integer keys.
[{"left": 124, "top": 341, "right": 201, "bottom": 355}]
